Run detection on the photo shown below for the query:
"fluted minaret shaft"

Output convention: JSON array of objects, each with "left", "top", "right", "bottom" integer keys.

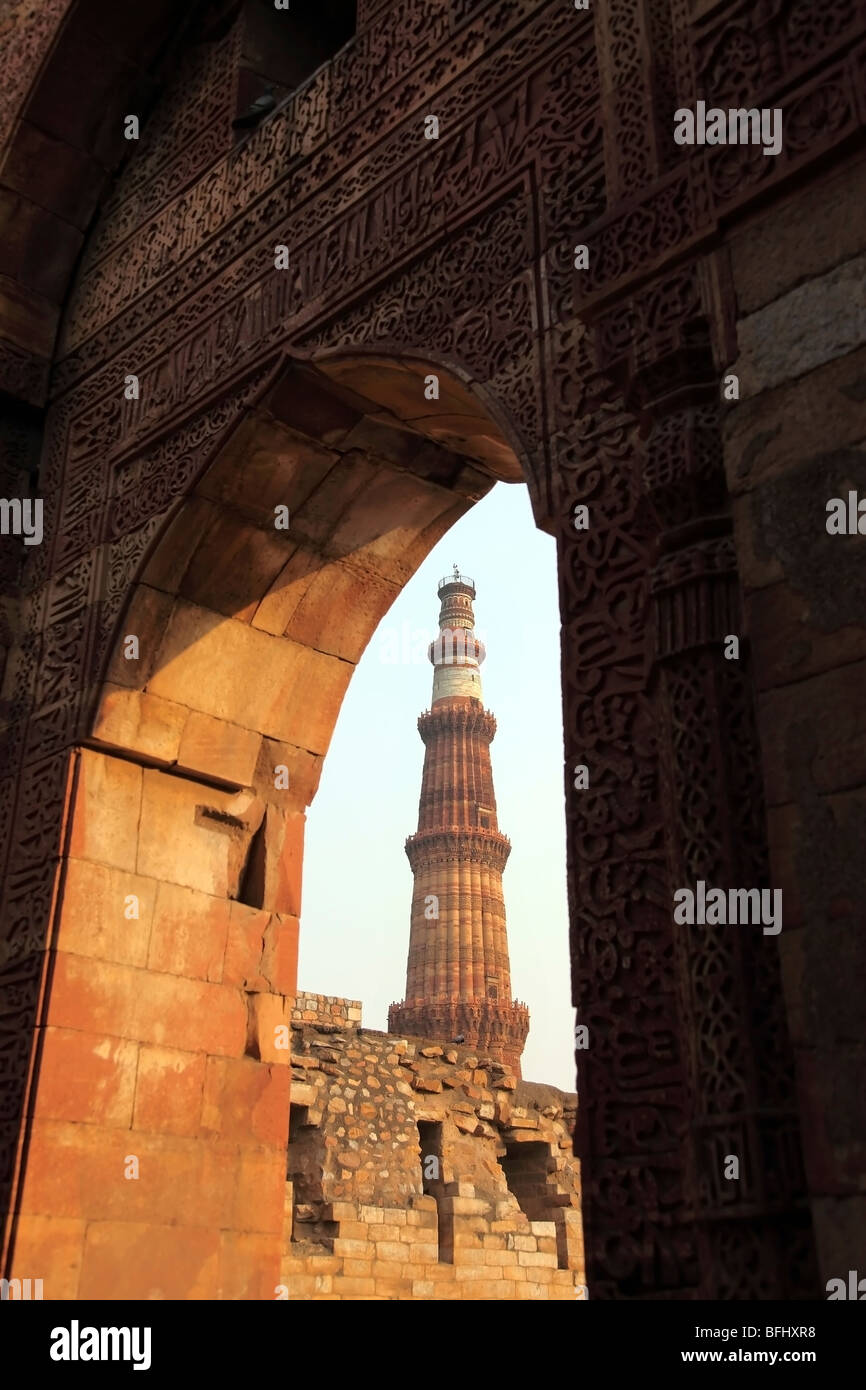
[{"left": 389, "top": 571, "right": 529, "bottom": 1075}]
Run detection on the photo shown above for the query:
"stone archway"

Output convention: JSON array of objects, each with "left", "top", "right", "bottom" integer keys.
[
  {"left": 3, "top": 351, "right": 528, "bottom": 1298},
  {"left": 3, "top": 0, "right": 863, "bottom": 1302}
]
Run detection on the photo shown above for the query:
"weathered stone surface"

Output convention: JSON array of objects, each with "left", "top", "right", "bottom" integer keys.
[
  {"left": 147, "top": 598, "right": 353, "bottom": 751},
  {"left": 46, "top": 953, "right": 247, "bottom": 1056},
  {"left": 725, "top": 346, "right": 866, "bottom": 497},
  {"left": 260, "top": 913, "right": 299, "bottom": 996},
  {"left": 197, "top": 414, "right": 338, "bottom": 520},
  {"left": 730, "top": 493, "right": 785, "bottom": 592},
  {"left": 746, "top": 576, "right": 866, "bottom": 696},
  {"left": 6, "top": 1214, "right": 85, "bottom": 1300},
  {"left": 218, "top": 1232, "right": 281, "bottom": 1301},
  {"left": 259, "top": 806, "right": 304, "bottom": 916},
  {"left": 176, "top": 712, "right": 261, "bottom": 787},
  {"left": 412, "top": 1076, "right": 442, "bottom": 1093},
  {"left": 18, "top": 1119, "right": 235, "bottom": 1227},
  {"left": 141, "top": 496, "right": 221, "bottom": 594},
  {"left": 103, "top": 587, "right": 176, "bottom": 691},
  {"left": 136, "top": 768, "right": 262, "bottom": 898},
  {"left": 148, "top": 881, "right": 230, "bottom": 983},
  {"left": 92, "top": 686, "right": 188, "bottom": 765},
  {"left": 247, "top": 993, "right": 293, "bottom": 1066},
  {"left": 33, "top": 1028, "right": 138, "bottom": 1128},
  {"left": 224, "top": 901, "right": 271, "bottom": 991},
  {"left": 729, "top": 156, "right": 866, "bottom": 316},
  {"left": 724, "top": 175, "right": 866, "bottom": 1289},
  {"left": 256, "top": 553, "right": 399, "bottom": 665},
  {"left": 175, "top": 513, "right": 295, "bottom": 622},
  {"left": 757, "top": 661, "right": 866, "bottom": 806},
  {"left": 55, "top": 858, "right": 154, "bottom": 967},
  {"left": 735, "top": 256, "right": 866, "bottom": 399},
  {"left": 132, "top": 1044, "right": 207, "bottom": 1138},
  {"left": 78, "top": 1222, "right": 221, "bottom": 1301},
  {"left": 200, "top": 1057, "right": 289, "bottom": 1147},
  {"left": 67, "top": 749, "right": 142, "bottom": 873}
]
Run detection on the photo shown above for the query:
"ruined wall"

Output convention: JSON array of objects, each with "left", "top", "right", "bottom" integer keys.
[
  {"left": 280, "top": 996, "right": 583, "bottom": 1300},
  {"left": 291, "top": 993, "right": 362, "bottom": 1029},
  {"left": 723, "top": 151, "right": 866, "bottom": 1283}
]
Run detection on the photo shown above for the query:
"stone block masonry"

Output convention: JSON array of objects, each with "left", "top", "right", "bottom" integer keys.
[
  {"left": 724, "top": 152, "right": 866, "bottom": 1279},
  {"left": 290, "top": 993, "right": 362, "bottom": 1029},
  {"left": 280, "top": 996, "right": 584, "bottom": 1300}
]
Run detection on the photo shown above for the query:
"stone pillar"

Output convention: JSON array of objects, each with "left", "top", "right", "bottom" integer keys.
[
  {"left": 644, "top": 402, "right": 816, "bottom": 1296},
  {"left": 596, "top": 255, "right": 818, "bottom": 1296},
  {"left": 556, "top": 372, "right": 693, "bottom": 1299}
]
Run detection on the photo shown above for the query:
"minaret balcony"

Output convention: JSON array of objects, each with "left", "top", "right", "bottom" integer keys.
[
  {"left": 405, "top": 826, "right": 511, "bottom": 872},
  {"left": 428, "top": 633, "right": 486, "bottom": 666},
  {"left": 417, "top": 705, "right": 497, "bottom": 742}
]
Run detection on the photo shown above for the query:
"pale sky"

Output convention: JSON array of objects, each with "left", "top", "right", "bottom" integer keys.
[{"left": 299, "top": 480, "right": 576, "bottom": 1092}]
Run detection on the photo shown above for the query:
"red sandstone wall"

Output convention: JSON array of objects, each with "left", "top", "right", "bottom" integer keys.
[{"left": 9, "top": 747, "right": 299, "bottom": 1298}]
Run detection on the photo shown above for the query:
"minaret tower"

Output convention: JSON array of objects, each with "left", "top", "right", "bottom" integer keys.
[{"left": 389, "top": 568, "right": 529, "bottom": 1075}]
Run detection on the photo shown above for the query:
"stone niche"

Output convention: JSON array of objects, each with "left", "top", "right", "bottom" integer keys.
[{"left": 281, "top": 994, "right": 584, "bottom": 1300}]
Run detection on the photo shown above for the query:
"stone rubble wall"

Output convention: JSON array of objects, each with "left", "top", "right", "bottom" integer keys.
[
  {"left": 280, "top": 1016, "right": 584, "bottom": 1300},
  {"left": 289, "top": 992, "right": 362, "bottom": 1029}
]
